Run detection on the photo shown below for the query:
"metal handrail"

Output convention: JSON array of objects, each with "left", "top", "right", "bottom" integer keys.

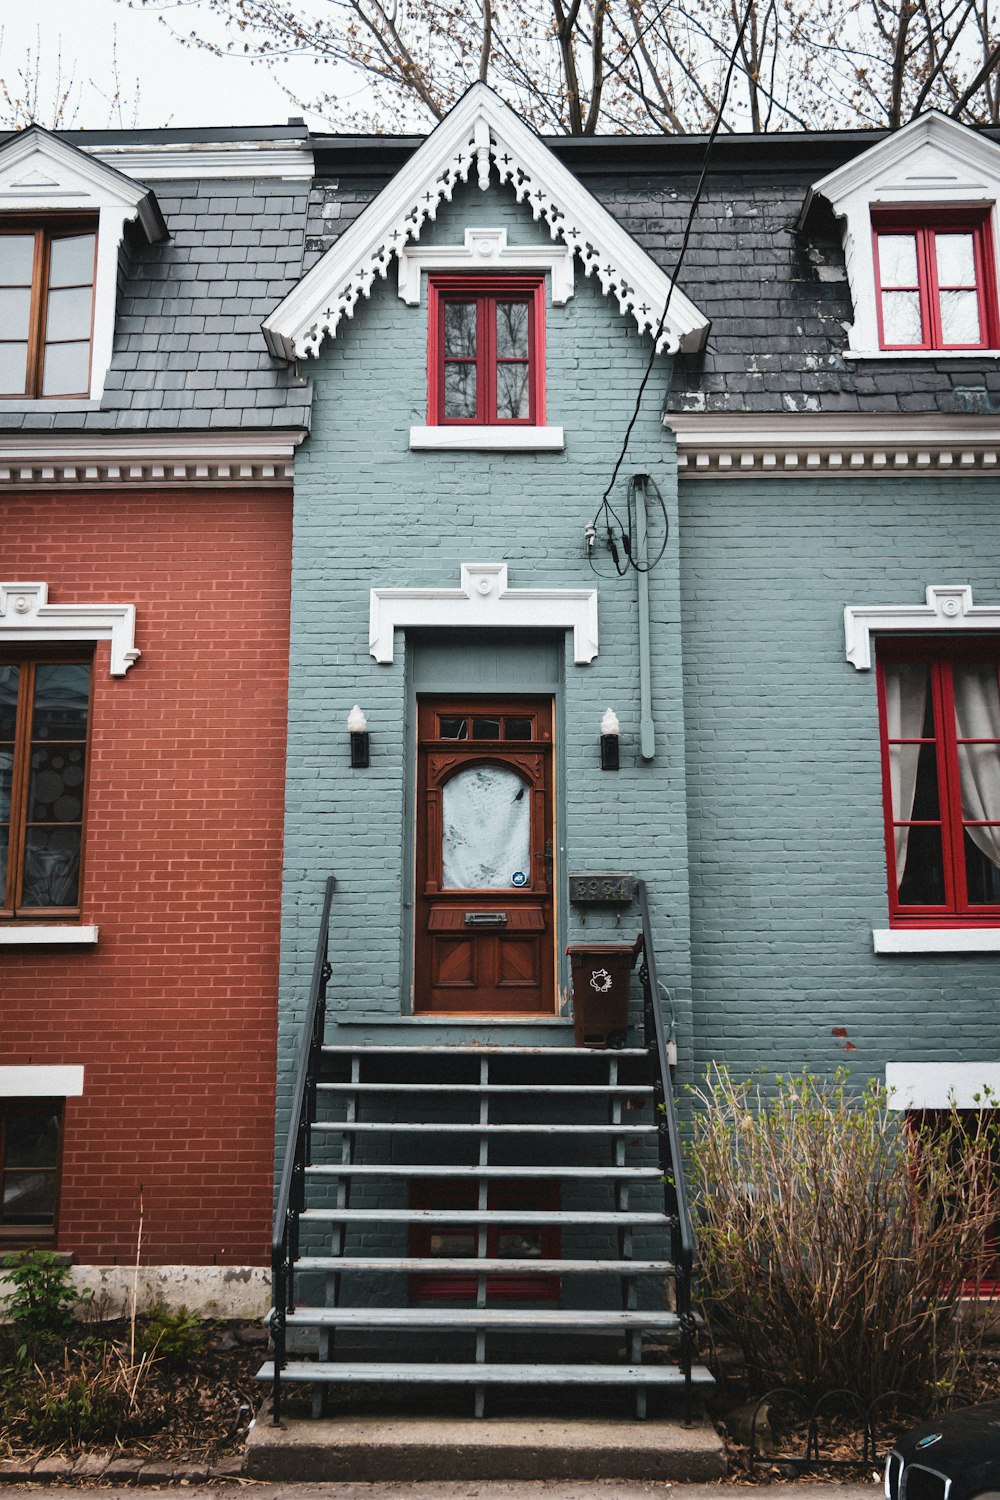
[
  {"left": 636, "top": 878, "right": 696, "bottom": 1422},
  {"left": 270, "top": 874, "right": 336, "bottom": 1426}
]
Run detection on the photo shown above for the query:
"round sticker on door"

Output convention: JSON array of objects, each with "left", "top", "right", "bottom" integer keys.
[{"left": 511, "top": 871, "right": 527, "bottom": 887}]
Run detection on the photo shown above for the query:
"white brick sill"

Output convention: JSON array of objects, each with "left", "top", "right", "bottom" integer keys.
[
  {"left": 844, "top": 349, "right": 1000, "bottom": 361},
  {"left": 873, "top": 927, "right": 1000, "bottom": 954},
  {"left": 409, "top": 425, "right": 565, "bottom": 451},
  {"left": 0, "top": 925, "right": 98, "bottom": 946}
]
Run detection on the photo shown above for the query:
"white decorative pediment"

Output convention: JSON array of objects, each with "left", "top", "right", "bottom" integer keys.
[
  {"left": 369, "top": 562, "right": 598, "bottom": 664},
  {"left": 0, "top": 581, "right": 140, "bottom": 676},
  {"left": 264, "top": 83, "right": 708, "bottom": 361},
  {"left": 398, "top": 227, "right": 574, "bottom": 305},
  {"left": 844, "top": 583, "right": 1000, "bottom": 669},
  {"left": 803, "top": 112, "right": 1000, "bottom": 358},
  {"left": 0, "top": 125, "right": 167, "bottom": 401}
]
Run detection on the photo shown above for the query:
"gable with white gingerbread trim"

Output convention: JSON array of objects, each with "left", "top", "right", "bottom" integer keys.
[{"left": 263, "top": 83, "right": 709, "bottom": 362}]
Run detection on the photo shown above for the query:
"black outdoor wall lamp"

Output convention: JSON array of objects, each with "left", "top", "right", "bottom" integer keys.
[
  {"left": 348, "top": 704, "right": 370, "bottom": 768},
  {"left": 600, "top": 707, "right": 620, "bottom": 771}
]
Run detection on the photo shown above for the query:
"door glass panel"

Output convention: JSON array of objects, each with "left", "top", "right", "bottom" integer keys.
[
  {"left": 0, "top": 665, "right": 18, "bottom": 740},
  {"left": 438, "top": 717, "right": 468, "bottom": 740},
  {"left": 470, "top": 718, "right": 501, "bottom": 740},
  {"left": 28, "top": 745, "right": 86, "bottom": 823},
  {"left": 31, "top": 664, "right": 89, "bottom": 739},
  {"left": 0, "top": 748, "right": 14, "bottom": 823},
  {"left": 498, "top": 1231, "right": 542, "bottom": 1258},
  {"left": 429, "top": 1232, "right": 476, "bottom": 1256},
  {"left": 505, "top": 718, "right": 533, "bottom": 740},
  {"left": 442, "top": 764, "right": 531, "bottom": 889}
]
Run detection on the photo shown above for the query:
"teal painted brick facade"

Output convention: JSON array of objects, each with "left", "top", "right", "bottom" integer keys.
[
  {"left": 277, "top": 183, "right": 693, "bottom": 1157},
  {"left": 678, "top": 474, "right": 1000, "bottom": 1086}
]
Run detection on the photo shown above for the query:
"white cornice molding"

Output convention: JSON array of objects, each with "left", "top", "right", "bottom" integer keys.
[
  {"left": 264, "top": 83, "right": 709, "bottom": 362},
  {"left": 89, "top": 143, "right": 314, "bottom": 182},
  {"left": 0, "top": 431, "right": 305, "bottom": 488},
  {"left": 666, "top": 412, "right": 1000, "bottom": 477},
  {"left": 844, "top": 584, "right": 1000, "bottom": 670},
  {"left": 1, "top": 582, "right": 139, "bottom": 676},
  {"left": 398, "top": 227, "right": 574, "bottom": 304},
  {"left": 370, "top": 561, "right": 598, "bottom": 664}
]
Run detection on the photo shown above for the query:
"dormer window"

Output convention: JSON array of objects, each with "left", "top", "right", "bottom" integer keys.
[
  {"left": 428, "top": 275, "right": 545, "bottom": 427},
  {"left": 873, "top": 212, "right": 999, "bottom": 352},
  {"left": 0, "top": 220, "right": 97, "bottom": 398}
]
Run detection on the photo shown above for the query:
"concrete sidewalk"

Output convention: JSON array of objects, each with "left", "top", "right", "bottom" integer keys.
[{"left": 1, "top": 1485, "right": 882, "bottom": 1498}]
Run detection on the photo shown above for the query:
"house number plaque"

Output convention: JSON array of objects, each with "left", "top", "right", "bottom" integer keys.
[{"left": 568, "top": 874, "right": 637, "bottom": 906}]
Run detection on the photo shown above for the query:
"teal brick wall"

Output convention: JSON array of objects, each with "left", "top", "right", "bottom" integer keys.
[
  {"left": 277, "top": 182, "right": 692, "bottom": 1154},
  {"left": 678, "top": 474, "right": 1000, "bottom": 1087}
]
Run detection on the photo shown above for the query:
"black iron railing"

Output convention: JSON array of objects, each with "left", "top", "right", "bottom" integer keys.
[
  {"left": 636, "top": 878, "right": 696, "bottom": 1424},
  {"left": 270, "top": 874, "right": 336, "bottom": 1426}
]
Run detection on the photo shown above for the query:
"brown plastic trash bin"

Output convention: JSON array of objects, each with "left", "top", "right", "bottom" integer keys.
[{"left": 567, "top": 934, "right": 643, "bottom": 1049}]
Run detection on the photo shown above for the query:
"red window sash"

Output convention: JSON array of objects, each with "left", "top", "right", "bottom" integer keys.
[
  {"left": 427, "top": 274, "right": 546, "bottom": 426},
  {"left": 872, "top": 211, "right": 999, "bottom": 352},
  {"left": 877, "top": 642, "right": 1000, "bottom": 925}
]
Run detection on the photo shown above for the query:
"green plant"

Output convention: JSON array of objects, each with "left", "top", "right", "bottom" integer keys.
[
  {"left": 0, "top": 1251, "right": 84, "bottom": 1357},
  {"left": 688, "top": 1067, "right": 1000, "bottom": 1404},
  {"left": 138, "top": 1304, "right": 204, "bottom": 1369},
  {"left": 7, "top": 1343, "right": 158, "bottom": 1446}
]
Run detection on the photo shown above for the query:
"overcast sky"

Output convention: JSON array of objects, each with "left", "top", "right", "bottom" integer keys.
[{"left": 1, "top": 0, "right": 353, "bottom": 132}]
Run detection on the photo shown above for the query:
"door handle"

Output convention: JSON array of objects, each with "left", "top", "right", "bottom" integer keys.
[{"left": 464, "top": 912, "right": 508, "bottom": 927}]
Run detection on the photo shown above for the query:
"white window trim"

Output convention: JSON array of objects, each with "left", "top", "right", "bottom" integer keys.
[
  {"left": 804, "top": 111, "right": 1000, "bottom": 359},
  {"left": 886, "top": 1061, "right": 1000, "bottom": 1108},
  {"left": 874, "top": 927, "right": 1000, "bottom": 954},
  {"left": 1, "top": 581, "right": 139, "bottom": 676},
  {"left": 398, "top": 227, "right": 574, "bottom": 306},
  {"left": 0, "top": 925, "right": 98, "bottom": 946},
  {"left": 370, "top": 561, "right": 598, "bottom": 664},
  {"left": 844, "top": 583, "right": 1000, "bottom": 671},
  {"left": 409, "top": 425, "right": 564, "bottom": 451},
  {"left": 0, "top": 1065, "right": 84, "bottom": 1096},
  {"left": 0, "top": 126, "right": 166, "bottom": 402}
]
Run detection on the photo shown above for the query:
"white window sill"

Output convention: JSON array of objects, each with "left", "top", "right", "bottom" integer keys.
[
  {"left": 409, "top": 425, "right": 565, "bottom": 451},
  {"left": 873, "top": 927, "right": 1000, "bottom": 954},
  {"left": 844, "top": 348, "right": 1000, "bottom": 361},
  {"left": 0, "top": 1065, "right": 84, "bottom": 1096},
  {"left": 0, "top": 925, "right": 98, "bottom": 946}
]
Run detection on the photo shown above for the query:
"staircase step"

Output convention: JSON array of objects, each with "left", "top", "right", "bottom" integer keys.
[
  {"left": 304, "top": 1164, "right": 662, "bottom": 1181},
  {"left": 300, "top": 1208, "right": 670, "bottom": 1226},
  {"left": 311, "top": 1121, "right": 654, "bottom": 1136},
  {"left": 258, "top": 1360, "right": 711, "bottom": 1388},
  {"left": 321, "top": 1045, "right": 649, "bottom": 1057},
  {"left": 283, "top": 1308, "right": 680, "bottom": 1331},
  {"left": 295, "top": 1257, "right": 674, "bottom": 1275},
  {"left": 318, "top": 1083, "right": 654, "bottom": 1095}
]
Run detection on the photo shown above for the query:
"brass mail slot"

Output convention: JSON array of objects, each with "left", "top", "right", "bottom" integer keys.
[{"left": 463, "top": 912, "right": 508, "bottom": 928}]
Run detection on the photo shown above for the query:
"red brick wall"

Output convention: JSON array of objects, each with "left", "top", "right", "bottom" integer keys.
[{"left": 3, "top": 489, "right": 291, "bottom": 1265}]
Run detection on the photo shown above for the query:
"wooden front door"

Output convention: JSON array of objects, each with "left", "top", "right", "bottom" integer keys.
[{"left": 414, "top": 697, "right": 555, "bottom": 1014}]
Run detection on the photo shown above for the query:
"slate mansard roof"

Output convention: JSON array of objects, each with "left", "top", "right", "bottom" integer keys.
[{"left": 2, "top": 113, "right": 999, "bottom": 435}]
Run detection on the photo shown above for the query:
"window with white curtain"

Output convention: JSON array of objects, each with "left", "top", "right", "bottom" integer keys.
[{"left": 877, "top": 642, "right": 1000, "bottom": 923}]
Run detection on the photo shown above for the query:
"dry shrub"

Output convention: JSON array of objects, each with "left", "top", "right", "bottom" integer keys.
[
  {"left": 3, "top": 1343, "right": 159, "bottom": 1447},
  {"left": 689, "top": 1068, "right": 1000, "bottom": 1403}
]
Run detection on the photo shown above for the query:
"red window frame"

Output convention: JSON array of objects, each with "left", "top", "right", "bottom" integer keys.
[
  {"left": 427, "top": 274, "right": 546, "bottom": 426},
  {"left": 876, "top": 638, "right": 1000, "bottom": 927},
  {"left": 872, "top": 210, "right": 1000, "bottom": 352}
]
